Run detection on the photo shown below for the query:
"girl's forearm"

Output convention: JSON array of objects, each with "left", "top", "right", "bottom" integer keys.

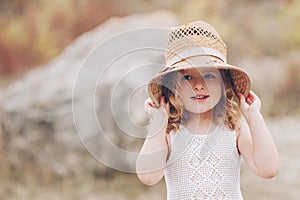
[
  {"left": 245, "top": 111, "right": 280, "bottom": 177},
  {"left": 136, "top": 118, "right": 168, "bottom": 184}
]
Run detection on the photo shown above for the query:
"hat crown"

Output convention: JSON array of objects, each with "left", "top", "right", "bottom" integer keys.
[{"left": 166, "top": 21, "right": 227, "bottom": 63}]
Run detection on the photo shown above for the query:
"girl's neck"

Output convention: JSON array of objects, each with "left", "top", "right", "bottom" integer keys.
[{"left": 184, "top": 110, "right": 217, "bottom": 135}]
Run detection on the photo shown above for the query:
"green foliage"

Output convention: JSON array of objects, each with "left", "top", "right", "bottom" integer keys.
[
  {"left": 0, "top": 0, "right": 119, "bottom": 75},
  {"left": 1, "top": 0, "right": 300, "bottom": 76},
  {"left": 172, "top": 0, "right": 300, "bottom": 57},
  {"left": 278, "top": 0, "right": 300, "bottom": 46},
  {"left": 0, "top": 0, "right": 172, "bottom": 76}
]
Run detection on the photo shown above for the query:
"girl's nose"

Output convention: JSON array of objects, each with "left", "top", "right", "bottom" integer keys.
[{"left": 193, "top": 79, "right": 206, "bottom": 91}]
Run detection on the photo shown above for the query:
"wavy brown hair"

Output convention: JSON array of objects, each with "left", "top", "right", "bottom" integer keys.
[{"left": 161, "top": 69, "right": 241, "bottom": 133}]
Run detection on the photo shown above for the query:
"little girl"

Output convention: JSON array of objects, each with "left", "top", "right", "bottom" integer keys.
[{"left": 136, "top": 21, "right": 279, "bottom": 199}]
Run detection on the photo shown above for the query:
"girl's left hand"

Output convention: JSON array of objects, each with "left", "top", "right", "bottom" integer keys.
[{"left": 239, "top": 91, "right": 262, "bottom": 116}]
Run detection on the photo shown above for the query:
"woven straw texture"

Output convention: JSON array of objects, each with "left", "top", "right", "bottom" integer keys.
[{"left": 166, "top": 21, "right": 227, "bottom": 62}]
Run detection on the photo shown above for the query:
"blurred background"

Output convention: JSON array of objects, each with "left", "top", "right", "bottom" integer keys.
[{"left": 0, "top": 0, "right": 300, "bottom": 199}]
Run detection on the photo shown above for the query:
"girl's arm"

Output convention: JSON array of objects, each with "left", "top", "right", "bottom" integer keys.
[
  {"left": 136, "top": 97, "right": 169, "bottom": 185},
  {"left": 237, "top": 91, "right": 280, "bottom": 178}
]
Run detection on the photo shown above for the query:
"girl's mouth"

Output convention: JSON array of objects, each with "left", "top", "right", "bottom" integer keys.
[{"left": 191, "top": 94, "right": 210, "bottom": 101}]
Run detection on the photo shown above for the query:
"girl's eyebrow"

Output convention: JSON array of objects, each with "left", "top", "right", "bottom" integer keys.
[{"left": 180, "top": 70, "right": 191, "bottom": 75}]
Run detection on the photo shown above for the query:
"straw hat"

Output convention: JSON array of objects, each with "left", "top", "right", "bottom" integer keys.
[{"left": 148, "top": 21, "right": 251, "bottom": 107}]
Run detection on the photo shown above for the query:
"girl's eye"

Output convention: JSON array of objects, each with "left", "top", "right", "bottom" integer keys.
[
  {"left": 183, "top": 75, "right": 192, "bottom": 80},
  {"left": 203, "top": 74, "right": 216, "bottom": 79}
]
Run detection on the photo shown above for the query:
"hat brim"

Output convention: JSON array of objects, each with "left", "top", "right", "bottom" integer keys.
[{"left": 148, "top": 61, "right": 251, "bottom": 107}]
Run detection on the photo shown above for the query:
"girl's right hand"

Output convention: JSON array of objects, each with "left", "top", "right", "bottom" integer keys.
[{"left": 144, "top": 96, "right": 168, "bottom": 121}]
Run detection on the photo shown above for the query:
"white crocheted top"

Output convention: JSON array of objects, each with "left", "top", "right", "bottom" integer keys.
[{"left": 164, "top": 125, "right": 242, "bottom": 200}]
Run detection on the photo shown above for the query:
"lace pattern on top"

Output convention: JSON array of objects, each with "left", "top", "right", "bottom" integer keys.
[{"left": 165, "top": 125, "right": 242, "bottom": 200}]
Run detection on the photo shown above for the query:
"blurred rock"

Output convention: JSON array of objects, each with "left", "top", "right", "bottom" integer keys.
[{"left": 0, "top": 10, "right": 178, "bottom": 176}]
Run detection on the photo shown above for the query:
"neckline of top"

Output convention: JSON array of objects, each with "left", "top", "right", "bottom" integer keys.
[{"left": 180, "top": 124, "right": 222, "bottom": 137}]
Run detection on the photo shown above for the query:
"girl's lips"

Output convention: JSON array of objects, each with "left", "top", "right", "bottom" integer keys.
[{"left": 190, "top": 94, "right": 210, "bottom": 102}]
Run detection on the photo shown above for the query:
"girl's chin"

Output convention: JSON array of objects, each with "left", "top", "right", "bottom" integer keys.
[
  {"left": 183, "top": 104, "right": 214, "bottom": 113},
  {"left": 184, "top": 108, "right": 213, "bottom": 115}
]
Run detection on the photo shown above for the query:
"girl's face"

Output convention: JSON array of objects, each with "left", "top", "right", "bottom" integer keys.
[{"left": 178, "top": 68, "right": 223, "bottom": 114}]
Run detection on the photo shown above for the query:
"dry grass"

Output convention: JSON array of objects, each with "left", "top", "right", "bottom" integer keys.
[{"left": 0, "top": 166, "right": 165, "bottom": 200}]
